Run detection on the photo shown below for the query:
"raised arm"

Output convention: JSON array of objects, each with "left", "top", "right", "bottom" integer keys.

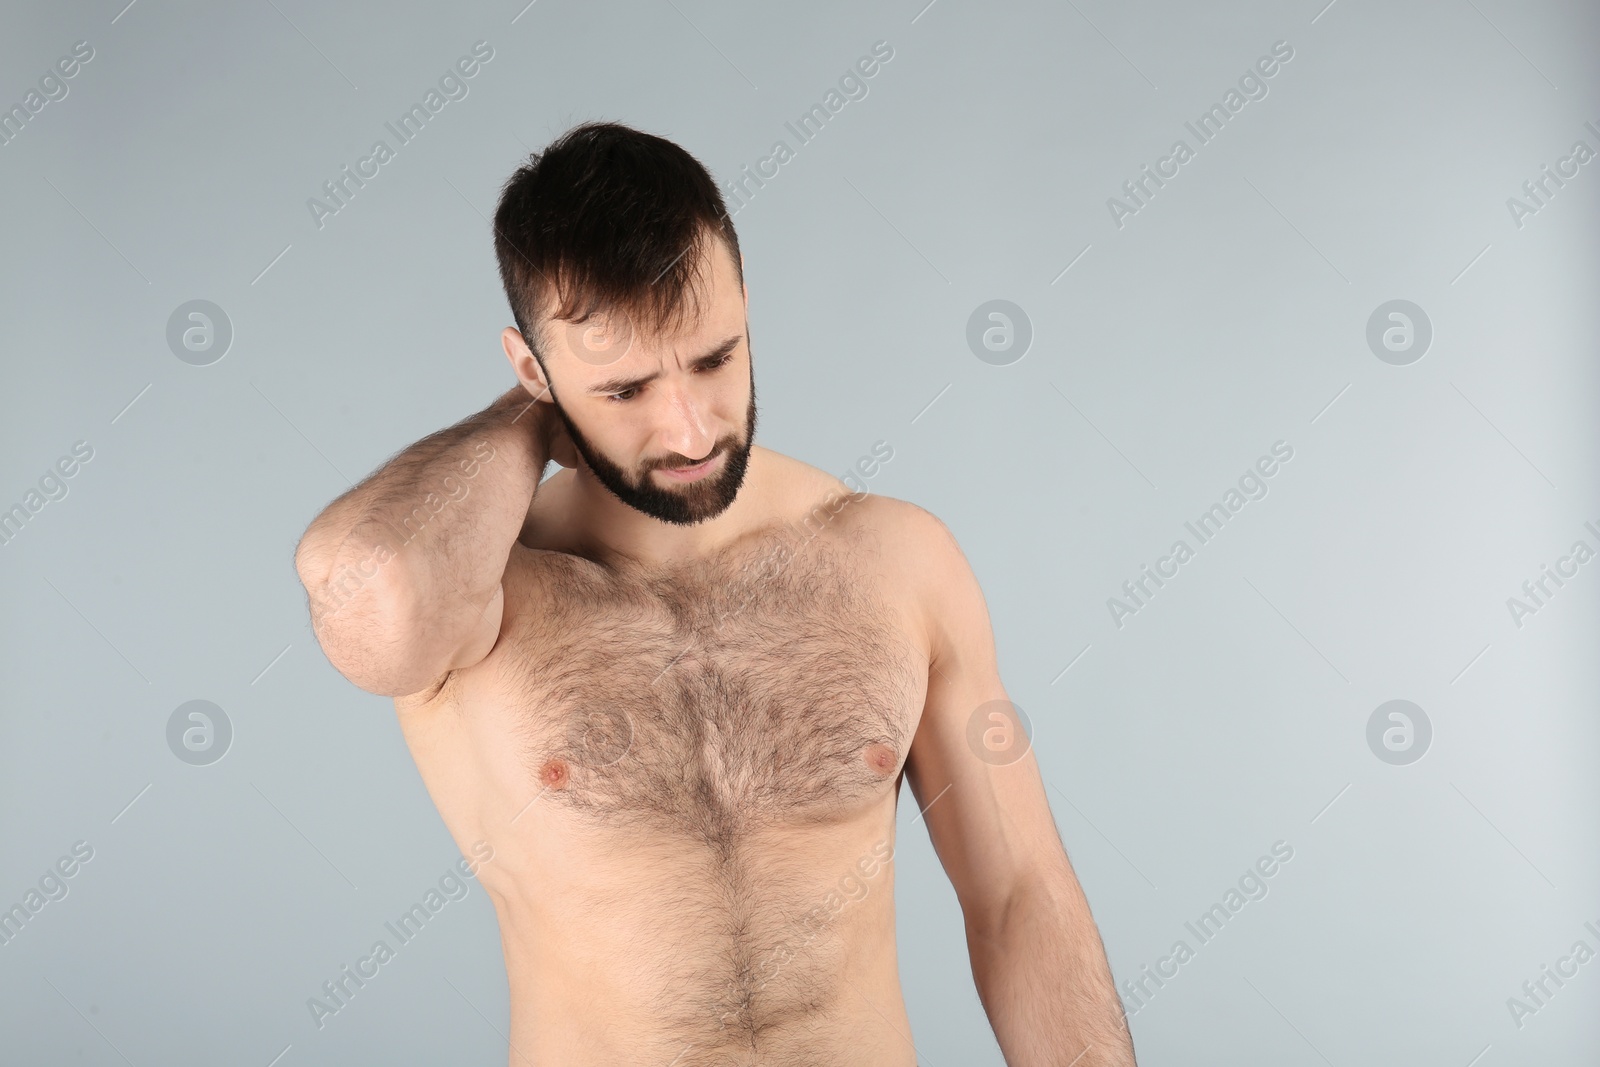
[
  {"left": 899, "top": 506, "right": 1137, "bottom": 1067},
  {"left": 292, "top": 384, "right": 555, "bottom": 698}
]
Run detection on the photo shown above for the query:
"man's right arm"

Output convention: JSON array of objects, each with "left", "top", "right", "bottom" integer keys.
[{"left": 293, "top": 385, "right": 552, "bottom": 698}]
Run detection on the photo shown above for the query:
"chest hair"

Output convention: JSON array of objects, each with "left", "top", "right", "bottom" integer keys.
[{"left": 496, "top": 524, "right": 926, "bottom": 845}]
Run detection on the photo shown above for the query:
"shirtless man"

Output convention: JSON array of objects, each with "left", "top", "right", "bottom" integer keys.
[{"left": 293, "top": 122, "right": 1135, "bottom": 1067}]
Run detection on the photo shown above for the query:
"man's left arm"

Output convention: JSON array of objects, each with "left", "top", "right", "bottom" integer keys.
[{"left": 899, "top": 507, "right": 1136, "bottom": 1067}]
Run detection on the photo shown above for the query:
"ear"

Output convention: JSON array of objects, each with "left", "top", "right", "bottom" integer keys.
[{"left": 502, "top": 326, "right": 553, "bottom": 402}]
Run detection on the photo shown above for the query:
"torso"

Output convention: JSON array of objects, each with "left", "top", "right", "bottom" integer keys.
[{"left": 392, "top": 451, "right": 930, "bottom": 1066}]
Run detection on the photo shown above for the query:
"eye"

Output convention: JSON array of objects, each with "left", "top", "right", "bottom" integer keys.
[{"left": 605, "top": 353, "right": 732, "bottom": 403}]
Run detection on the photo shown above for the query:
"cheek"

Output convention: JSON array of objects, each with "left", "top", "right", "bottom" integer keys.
[{"left": 724, "top": 371, "right": 753, "bottom": 416}]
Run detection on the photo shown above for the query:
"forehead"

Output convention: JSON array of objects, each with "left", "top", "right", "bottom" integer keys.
[{"left": 540, "top": 237, "right": 743, "bottom": 373}]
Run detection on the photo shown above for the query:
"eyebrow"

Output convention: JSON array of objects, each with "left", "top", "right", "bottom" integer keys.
[{"left": 587, "top": 334, "right": 744, "bottom": 396}]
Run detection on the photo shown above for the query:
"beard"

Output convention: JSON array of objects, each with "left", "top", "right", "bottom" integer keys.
[{"left": 549, "top": 374, "right": 758, "bottom": 527}]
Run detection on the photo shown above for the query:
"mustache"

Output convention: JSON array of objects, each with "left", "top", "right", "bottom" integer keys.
[{"left": 650, "top": 441, "right": 732, "bottom": 471}]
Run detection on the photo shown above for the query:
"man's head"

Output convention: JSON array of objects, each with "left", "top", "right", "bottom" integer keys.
[{"left": 492, "top": 121, "right": 755, "bottom": 527}]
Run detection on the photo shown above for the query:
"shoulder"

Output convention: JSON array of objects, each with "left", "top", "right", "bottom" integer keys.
[
  {"left": 844, "top": 494, "right": 989, "bottom": 673},
  {"left": 753, "top": 446, "right": 957, "bottom": 552},
  {"left": 769, "top": 453, "right": 976, "bottom": 647},
  {"left": 856, "top": 495, "right": 970, "bottom": 607},
  {"left": 846, "top": 494, "right": 987, "bottom": 682}
]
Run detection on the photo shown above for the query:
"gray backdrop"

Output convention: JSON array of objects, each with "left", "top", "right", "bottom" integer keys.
[{"left": 2, "top": 0, "right": 1597, "bottom": 1064}]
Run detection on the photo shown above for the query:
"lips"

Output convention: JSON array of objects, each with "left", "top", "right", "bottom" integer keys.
[{"left": 657, "top": 451, "right": 722, "bottom": 481}]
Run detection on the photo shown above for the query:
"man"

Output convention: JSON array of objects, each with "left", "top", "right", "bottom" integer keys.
[{"left": 294, "top": 121, "right": 1136, "bottom": 1067}]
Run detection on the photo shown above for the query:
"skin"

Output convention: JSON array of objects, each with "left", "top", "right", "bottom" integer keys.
[{"left": 298, "top": 237, "right": 1136, "bottom": 1066}]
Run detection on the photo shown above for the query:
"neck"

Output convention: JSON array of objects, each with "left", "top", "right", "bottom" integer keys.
[{"left": 566, "top": 446, "right": 772, "bottom": 570}]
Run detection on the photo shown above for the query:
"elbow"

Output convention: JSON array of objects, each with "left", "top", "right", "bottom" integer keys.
[
  {"left": 960, "top": 882, "right": 1019, "bottom": 950},
  {"left": 296, "top": 524, "right": 408, "bottom": 626},
  {"left": 297, "top": 547, "right": 427, "bottom": 697},
  {"left": 306, "top": 592, "right": 414, "bottom": 697},
  {"left": 964, "top": 858, "right": 1077, "bottom": 945}
]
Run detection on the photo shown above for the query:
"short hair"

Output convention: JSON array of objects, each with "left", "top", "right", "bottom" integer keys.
[{"left": 492, "top": 121, "right": 743, "bottom": 370}]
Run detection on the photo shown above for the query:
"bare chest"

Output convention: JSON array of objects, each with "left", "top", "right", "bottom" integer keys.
[{"left": 491, "top": 530, "right": 928, "bottom": 842}]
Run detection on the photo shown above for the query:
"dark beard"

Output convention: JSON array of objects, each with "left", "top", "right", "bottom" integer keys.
[{"left": 550, "top": 375, "right": 758, "bottom": 527}]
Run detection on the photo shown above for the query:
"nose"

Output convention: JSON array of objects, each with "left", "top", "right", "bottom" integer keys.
[{"left": 656, "top": 379, "right": 715, "bottom": 461}]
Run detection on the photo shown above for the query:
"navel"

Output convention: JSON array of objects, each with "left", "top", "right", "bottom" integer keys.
[
  {"left": 539, "top": 758, "right": 570, "bottom": 789},
  {"left": 864, "top": 743, "right": 898, "bottom": 776}
]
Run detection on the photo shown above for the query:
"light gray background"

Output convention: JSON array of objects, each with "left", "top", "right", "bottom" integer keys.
[{"left": 2, "top": 0, "right": 1597, "bottom": 1064}]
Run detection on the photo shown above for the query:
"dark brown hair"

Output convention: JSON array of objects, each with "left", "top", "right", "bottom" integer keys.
[{"left": 492, "top": 121, "right": 743, "bottom": 369}]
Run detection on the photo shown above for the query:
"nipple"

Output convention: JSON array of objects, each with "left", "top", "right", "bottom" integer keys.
[
  {"left": 864, "top": 743, "right": 898, "bottom": 776},
  {"left": 539, "top": 758, "right": 570, "bottom": 789}
]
